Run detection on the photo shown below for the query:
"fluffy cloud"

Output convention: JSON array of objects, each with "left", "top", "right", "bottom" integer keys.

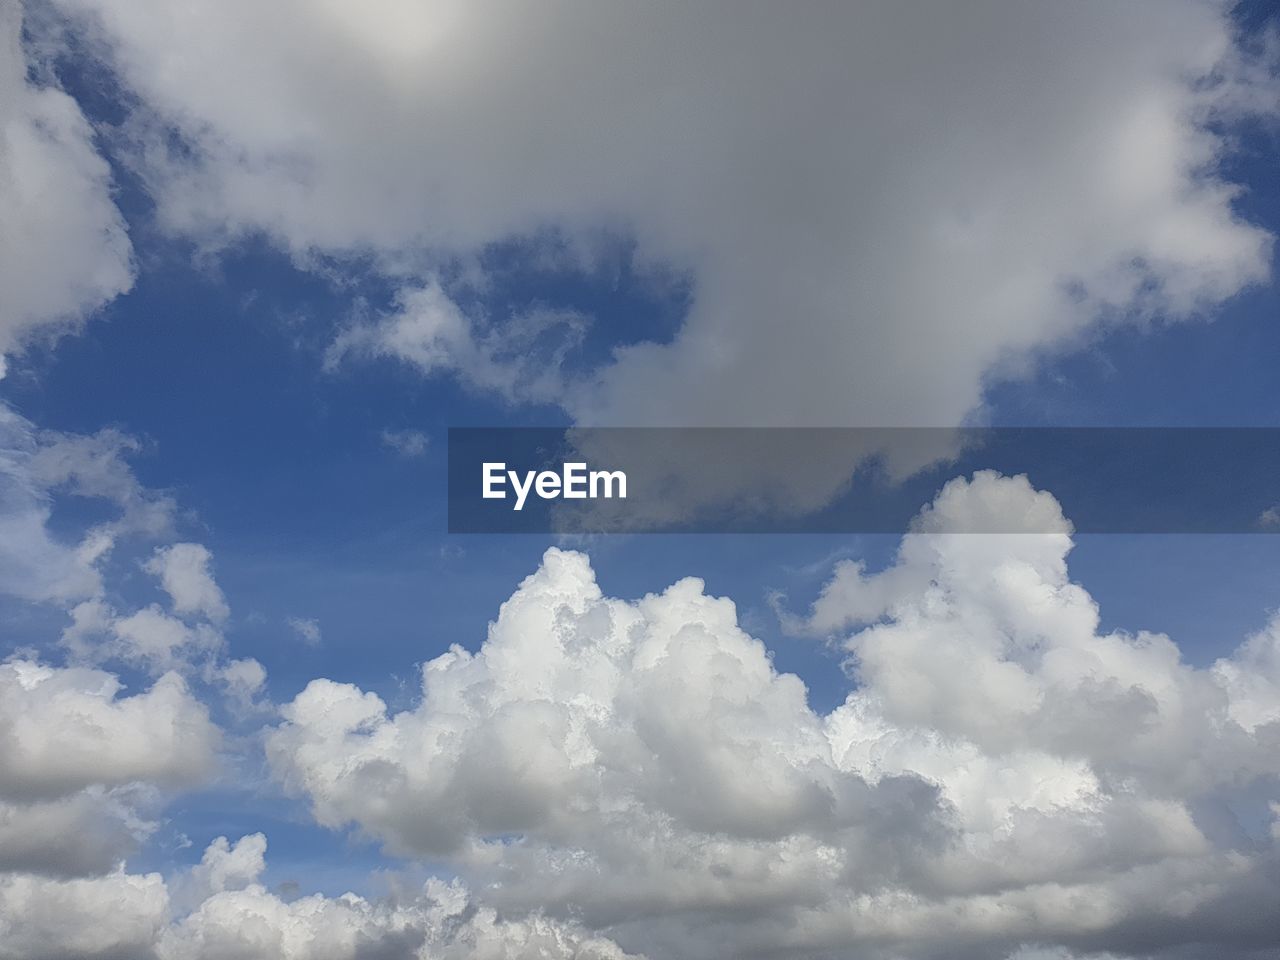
[
  {"left": 0, "top": 833, "right": 640, "bottom": 960},
  {"left": 46, "top": 0, "right": 1276, "bottom": 425},
  {"left": 0, "top": 868, "right": 169, "bottom": 960},
  {"left": 59, "top": 574, "right": 267, "bottom": 707},
  {"left": 159, "top": 839, "right": 639, "bottom": 960},
  {"left": 0, "top": 792, "right": 144, "bottom": 879},
  {"left": 0, "top": 658, "right": 218, "bottom": 885},
  {"left": 0, "top": 660, "right": 217, "bottom": 803},
  {"left": 265, "top": 474, "right": 1280, "bottom": 959},
  {"left": 144, "top": 545, "right": 230, "bottom": 624},
  {"left": 0, "top": 1, "right": 132, "bottom": 374},
  {"left": 0, "top": 660, "right": 218, "bottom": 802}
]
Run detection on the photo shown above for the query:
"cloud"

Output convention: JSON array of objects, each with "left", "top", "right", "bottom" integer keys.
[
  {"left": 0, "top": 396, "right": 263, "bottom": 724},
  {"left": 159, "top": 843, "right": 641, "bottom": 960},
  {"left": 1213, "top": 615, "right": 1280, "bottom": 733},
  {"left": 0, "top": 793, "right": 147, "bottom": 879},
  {"left": 144, "top": 545, "right": 230, "bottom": 624},
  {"left": 330, "top": 283, "right": 590, "bottom": 406},
  {"left": 0, "top": 868, "right": 169, "bottom": 960},
  {"left": 215, "top": 657, "right": 268, "bottom": 716},
  {"left": 263, "top": 475, "right": 1280, "bottom": 959},
  {"left": 105, "top": 605, "right": 224, "bottom": 674},
  {"left": 46, "top": 0, "right": 1276, "bottom": 426},
  {"left": 63, "top": 582, "right": 235, "bottom": 677},
  {"left": 39, "top": 514, "right": 248, "bottom": 683},
  {"left": 0, "top": 834, "right": 641, "bottom": 960},
  {"left": 0, "top": 404, "right": 177, "bottom": 604},
  {"left": 0, "top": 660, "right": 218, "bottom": 803},
  {"left": 0, "top": 406, "right": 264, "bottom": 712},
  {"left": 0, "top": 1, "right": 132, "bottom": 373},
  {"left": 379, "top": 429, "right": 429, "bottom": 459},
  {"left": 286, "top": 617, "right": 322, "bottom": 646},
  {"left": 0, "top": 658, "right": 219, "bottom": 886}
]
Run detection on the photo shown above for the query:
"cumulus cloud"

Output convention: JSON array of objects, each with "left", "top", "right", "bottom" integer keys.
[
  {"left": 0, "top": 659, "right": 218, "bottom": 804},
  {"left": 0, "top": 1, "right": 132, "bottom": 373},
  {"left": 45, "top": 0, "right": 1277, "bottom": 426},
  {"left": 0, "top": 792, "right": 146, "bottom": 879},
  {"left": 263, "top": 474, "right": 1280, "bottom": 959},
  {"left": 0, "top": 868, "right": 169, "bottom": 960},
  {"left": 159, "top": 841, "right": 640, "bottom": 960},
  {"left": 0, "top": 658, "right": 218, "bottom": 887},
  {"left": 0, "top": 833, "right": 640, "bottom": 960}
]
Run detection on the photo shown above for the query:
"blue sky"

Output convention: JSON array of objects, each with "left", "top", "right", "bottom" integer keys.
[{"left": 3, "top": 3, "right": 1280, "bottom": 959}]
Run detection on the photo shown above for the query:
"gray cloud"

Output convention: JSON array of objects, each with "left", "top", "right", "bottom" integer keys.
[
  {"left": 46, "top": 0, "right": 1276, "bottom": 427},
  {"left": 0, "top": 2, "right": 133, "bottom": 374}
]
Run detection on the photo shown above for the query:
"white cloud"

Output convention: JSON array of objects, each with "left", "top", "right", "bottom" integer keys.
[
  {"left": 44, "top": 524, "right": 244, "bottom": 681},
  {"left": 0, "top": 868, "right": 169, "bottom": 960},
  {"left": 0, "top": 660, "right": 218, "bottom": 803},
  {"left": 145, "top": 544, "right": 230, "bottom": 624},
  {"left": 47, "top": 0, "right": 1276, "bottom": 426},
  {"left": 0, "top": 473, "right": 1276, "bottom": 958},
  {"left": 61, "top": 598, "right": 229, "bottom": 677},
  {"left": 0, "top": 400, "right": 259, "bottom": 734},
  {"left": 0, "top": 1, "right": 133, "bottom": 372},
  {"left": 1213, "top": 615, "right": 1280, "bottom": 733},
  {"left": 0, "top": 658, "right": 219, "bottom": 889},
  {"left": 263, "top": 475, "right": 1280, "bottom": 959},
  {"left": 108, "top": 606, "right": 223, "bottom": 673},
  {"left": 0, "top": 834, "right": 642, "bottom": 960}
]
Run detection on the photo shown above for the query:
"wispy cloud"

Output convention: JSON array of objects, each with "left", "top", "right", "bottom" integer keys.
[
  {"left": 286, "top": 616, "right": 322, "bottom": 646},
  {"left": 379, "top": 428, "right": 429, "bottom": 459}
]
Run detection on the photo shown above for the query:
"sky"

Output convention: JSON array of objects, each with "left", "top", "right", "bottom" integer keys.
[{"left": 2, "top": 2, "right": 1280, "bottom": 959}]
